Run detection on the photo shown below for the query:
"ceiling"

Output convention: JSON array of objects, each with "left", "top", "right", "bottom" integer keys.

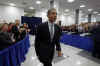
[
  {"left": 0, "top": 0, "right": 100, "bottom": 16},
  {"left": 0, "top": 0, "right": 50, "bottom": 12}
]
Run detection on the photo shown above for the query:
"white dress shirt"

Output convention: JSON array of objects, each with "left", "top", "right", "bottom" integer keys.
[{"left": 48, "top": 21, "right": 55, "bottom": 41}]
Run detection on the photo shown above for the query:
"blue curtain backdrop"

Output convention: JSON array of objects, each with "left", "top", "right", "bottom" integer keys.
[{"left": 21, "top": 16, "right": 42, "bottom": 35}]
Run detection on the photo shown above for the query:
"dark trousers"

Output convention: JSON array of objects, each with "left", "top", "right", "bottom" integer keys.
[
  {"left": 35, "top": 46, "right": 54, "bottom": 66},
  {"left": 40, "top": 58, "right": 53, "bottom": 66},
  {"left": 39, "top": 57, "right": 53, "bottom": 66},
  {"left": 93, "top": 40, "right": 100, "bottom": 57},
  {"left": 43, "top": 62, "right": 52, "bottom": 66}
]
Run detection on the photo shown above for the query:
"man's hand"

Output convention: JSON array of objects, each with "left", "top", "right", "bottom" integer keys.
[
  {"left": 27, "top": 29, "right": 30, "bottom": 32},
  {"left": 58, "top": 51, "right": 62, "bottom": 57}
]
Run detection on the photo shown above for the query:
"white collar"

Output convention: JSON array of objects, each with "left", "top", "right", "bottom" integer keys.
[{"left": 48, "top": 21, "right": 55, "bottom": 25}]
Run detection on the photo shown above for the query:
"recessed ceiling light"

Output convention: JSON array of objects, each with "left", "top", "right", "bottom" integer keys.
[
  {"left": 54, "top": 5, "right": 57, "bottom": 8},
  {"left": 36, "top": 0, "right": 42, "bottom": 4},
  {"left": 80, "top": 5, "right": 86, "bottom": 8},
  {"left": 65, "top": 9, "right": 70, "bottom": 12},
  {"left": 88, "top": 9, "right": 93, "bottom": 12},
  {"left": 93, "top": 11, "right": 98, "bottom": 14},
  {"left": 29, "top": 7, "right": 34, "bottom": 9},
  {"left": 67, "top": 0, "right": 75, "bottom": 3},
  {"left": 9, "top": 3, "right": 16, "bottom": 6}
]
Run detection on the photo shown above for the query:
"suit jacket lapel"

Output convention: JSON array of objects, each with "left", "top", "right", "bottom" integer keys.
[
  {"left": 45, "top": 22, "right": 57, "bottom": 42},
  {"left": 45, "top": 22, "right": 51, "bottom": 40}
]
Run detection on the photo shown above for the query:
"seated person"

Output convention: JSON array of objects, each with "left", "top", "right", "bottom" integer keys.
[{"left": 0, "top": 23, "right": 13, "bottom": 50}]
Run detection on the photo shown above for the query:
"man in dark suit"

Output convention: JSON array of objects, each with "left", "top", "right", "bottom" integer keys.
[
  {"left": 35, "top": 8, "right": 62, "bottom": 66},
  {"left": 12, "top": 20, "right": 20, "bottom": 42},
  {"left": 90, "top": 23, "right": 100, "bottom": 58}
]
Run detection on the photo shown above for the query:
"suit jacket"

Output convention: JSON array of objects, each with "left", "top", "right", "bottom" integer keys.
[
  {"left": 19, "top": 26, "right": 27, "bottom": 40},
  {"left": 35, "top": 22, "right": 62, "bottom": 62},
  {"left": 90, "top": 25, "right": 100, "bottom": 42},
  {"left": 12, "top": 25, "right": 20, "bottom": 41}
]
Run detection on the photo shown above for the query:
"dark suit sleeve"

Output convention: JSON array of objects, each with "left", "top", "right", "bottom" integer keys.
[
  {"left": 12, "top": 26, "right": 17, "bottom": 33},
  {"left": 35, "top": 24, "right": 42, "bottom": 56},
  {"left": 56, "top": 39, "right": 61, "bottom": 51},
  {"left": 55, "top": 26, "right": 62, "bottom": 51},
  {"left": 35, "top": 25, "right": 41, "bottom": 45},
  {"left": 89, "top": 28, "right": 94, "bottom": 34},
  {"left": 0, "top": 36, "right": 13, "bottom": 45},
  {"left": 12, "top": 26, "right": 19, "bottom": 35}
]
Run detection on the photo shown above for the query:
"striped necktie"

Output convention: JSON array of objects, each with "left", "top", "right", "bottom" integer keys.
[{"left": 50, "top": 24, "right": 54, "bottom": 41}]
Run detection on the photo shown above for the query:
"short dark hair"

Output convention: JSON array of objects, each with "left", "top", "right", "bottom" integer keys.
[{"left": 47, "top": 8, "right": 56, "bottom": 16}]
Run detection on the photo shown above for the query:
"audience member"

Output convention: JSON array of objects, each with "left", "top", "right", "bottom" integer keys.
[
  {"left": 19, "top": 23, "right": 30, "bottom": 40},
  {"left": 12, "top": 20, "right": 20, "bottom": 42},
  {"left": 0, "top": 23, "right": 13, "bottom": 50},
  {"left": 19, "top": 26, "right": 27, "bottom": 40},
  {"left": 0, "top": 21, "right": 29, "bottom": 50},
  {"left": 23, "top": 23, "right": 30, "bottom": 33},
  {"left": 8, "top": 23, "right": 14, "bottom": 33}
]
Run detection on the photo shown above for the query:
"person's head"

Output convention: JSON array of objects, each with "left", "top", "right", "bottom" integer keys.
[
  {"left": 23, "top": 23, "right": 28, "bottom": 28},
  {"left": 9, "top": 23, "right": 14, "bottom": 26},
  {"left": 47, "top": 8, "right": 57, "bottom": 23},
  {"left": 8, "top": 23, "right": 14, "bottom": 29},
  {"left": 0, "top": 23, "right": 8, "bottom": 32},
  {"left": 15, "top": 20, "right": 20, "bottom": 26}
]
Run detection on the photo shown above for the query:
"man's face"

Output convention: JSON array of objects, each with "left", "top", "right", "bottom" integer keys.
[
  {"left": 15, "top": 20, "right": 20, "bottom": 26},
  {"left": 16, "top": 22, "right": 20, "bottom": 26},
  {"left": 2, "top": 24, "right": 8, "bottom": 32},
  {"left": 23, "top": 24, "right": 27, "bottom": 28},
  {"left": 48, "top": 9, "right": 57, "bottom": 23}
]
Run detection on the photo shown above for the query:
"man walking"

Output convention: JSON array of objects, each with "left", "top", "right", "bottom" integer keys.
[{"left": 35, "top": 8, "right": 62, "bottom": 66}]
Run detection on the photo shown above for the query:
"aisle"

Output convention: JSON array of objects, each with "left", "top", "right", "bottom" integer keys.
[{"left": 21, "top": 35, "right": 100, "bottom": 66}]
